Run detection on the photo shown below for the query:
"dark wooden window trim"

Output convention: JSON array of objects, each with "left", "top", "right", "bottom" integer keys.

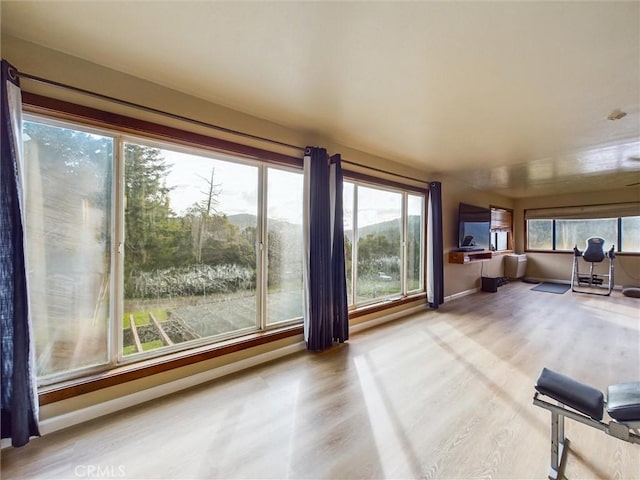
[
  {"left": 343, "top": 170, "right": 428, "bottom": 195},
  {"left": 23, "top": 92, "right": 428, "bottom": 195},
  {"left": 523, "top": 249, "right": 640, "bottom": 257},
  {"left": 22, "top": 92, "right": 302, "bottom": 169}
]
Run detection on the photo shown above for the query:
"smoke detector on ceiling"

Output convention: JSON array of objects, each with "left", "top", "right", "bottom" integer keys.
[{"left": 608, "top": 109, "right": 627, "bottom": 121}]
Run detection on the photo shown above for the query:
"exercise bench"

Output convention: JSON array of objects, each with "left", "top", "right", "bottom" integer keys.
[{"left": 533, "top": 368, "right": 640, "bottom": 479}]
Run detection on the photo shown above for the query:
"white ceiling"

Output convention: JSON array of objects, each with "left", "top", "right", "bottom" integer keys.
[{"left": 2, "top": 1, "right": 640, "bottom": 198}]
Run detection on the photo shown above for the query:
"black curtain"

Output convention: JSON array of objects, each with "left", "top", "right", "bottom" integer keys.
[
  {"left": 1, "top": 59, "right": 40, "bottom": 446},
  {"left": 303, "top": 147, "right": 349, "bottom": 351},
  {"left": 427, "top": 181, "right": 444, "bottom": 308},
  {"left": 330, "top": 154, "right": 348, "bottom": 343}
]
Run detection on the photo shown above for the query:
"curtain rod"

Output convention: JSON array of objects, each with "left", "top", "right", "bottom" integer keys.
[
  {"left": 13, "top": 68, "right": 426, "bottom": 186},
  {"left": 13, "top": 68, "right": 303, "bottom": 152}
]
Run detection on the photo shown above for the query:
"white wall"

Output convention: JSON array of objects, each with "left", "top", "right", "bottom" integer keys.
[{"left": 441, "top": 175, "right": 514, "bottom": 297}]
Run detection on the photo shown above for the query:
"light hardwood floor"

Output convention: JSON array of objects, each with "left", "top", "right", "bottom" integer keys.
[{"left": 2, "top": 281, "right": 639, "bottom": 479}]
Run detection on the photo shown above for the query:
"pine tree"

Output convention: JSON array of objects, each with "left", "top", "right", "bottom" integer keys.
[{"left": 123, "top": 144, "right": 176, "bottom": 295}]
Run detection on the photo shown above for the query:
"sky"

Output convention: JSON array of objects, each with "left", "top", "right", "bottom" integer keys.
[
  {"left": 161, "top": 149, "right": 256, "bottom": 217},
  {"left": 159, "top": 147, "right": 419, "bottom": 228}
]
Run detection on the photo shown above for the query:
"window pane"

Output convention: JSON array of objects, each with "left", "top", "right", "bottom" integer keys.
[
  {"left": 621, "top": 216, "right": 640, "bottom": 252},
  {"left": 266, "top": 169, "right": 303, "bottom": 325},
  {"left": 123, "top": 143, "right": 258, "bottom": 356},
  {"left": 343, "top": 182, "right": 354, "bottom": 305},
  {"left": 24, "top": 120, "right": 113, "bottom": 378},
  {"left": 495, "top": 232, "right": 508, "bottom": 251},
  {"left": 527, "top": 219, "right": 553, "bottom": 249},
  {"left": 556, "top": 218, "right": 617, "bottom": 251},
  {"left": 407, "top": 194, "right": 424, "bottom": 292},
  {"left": 356, "top": 186, "right": 402, "bottom": 304}
]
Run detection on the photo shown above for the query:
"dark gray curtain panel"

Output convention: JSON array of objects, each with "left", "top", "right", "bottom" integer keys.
[
  {"left": 1, "top": 59, "right": 40, "bottom": 447},
  {"left": 329, "top": 154, "right": 348, "bottom": 343},
  {"left": 303, "top": 147, "right": 348, "bottom": 351},
  {"left": 427, "top": 181, "right": 444, "bottom": 308}
]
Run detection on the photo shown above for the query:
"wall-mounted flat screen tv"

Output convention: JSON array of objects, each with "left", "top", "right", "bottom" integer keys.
[{"left": 458, "top": 203, "right": 491, "bottom": 251}]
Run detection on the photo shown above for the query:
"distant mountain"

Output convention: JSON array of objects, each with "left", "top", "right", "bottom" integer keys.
[
  {"left": 227, "top": 213, "right": 258, "bottom": 231},
  {"left": 227, "top": 213, "right": 300, "bottom": 232},
  {"left": 345, "top": 215, "right": 422, "bottom": 241},
  {"left": 228, "top": 214, "right": 422, "bottom": 242},
  {"left": 358, "top": 218, "right": 401, "bottom": 238}
]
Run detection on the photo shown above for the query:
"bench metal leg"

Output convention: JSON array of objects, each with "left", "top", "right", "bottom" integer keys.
[
  {"left": 534, "top": 388, "right": 640, "bottom": 479},
  {"left": 550, "top": 408, "right": 568, "bottom": 480}
]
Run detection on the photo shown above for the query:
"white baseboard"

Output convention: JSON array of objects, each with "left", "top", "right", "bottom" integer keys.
[
  {"left": 445, "top": 288, "right": 480, "bottom": 301},
  {"left": 36, "top": 341, "right": 308, "bottom": 438},
  {"left": 350, "top": 303, "right": 427, "bottom": 333},
  {"left": 5, "top": 303, "right": 429, "bottom": 446}
]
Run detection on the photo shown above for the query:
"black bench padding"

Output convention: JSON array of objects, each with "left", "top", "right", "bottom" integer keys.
[
  {"left": 607, "top": 382, "right": 640, "bottom": 422},
  {"left": 535, "top": 368, "right": 604, "bottom": 421}
]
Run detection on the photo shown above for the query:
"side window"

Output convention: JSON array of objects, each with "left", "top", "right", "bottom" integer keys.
[
  {"left": 621, "top": 216, "right": 640, "bottom": 252},
  {"left": 490, "top": 207, "right": 513, "bottom": 252},
  {"left": 356, "top": 186, "right": 403, "bottom": 305},
  {"left": 343, "top": 181, "right": 425, "bottom": 308},
  {"left": 407, "top": 194, "right": 424, "bottom": 292},
  {"left": 266, "top": 168, "right": 304, "bottom": 326},
  {"left": 24, "top": 119, "right": 114, "bottom": 380}
]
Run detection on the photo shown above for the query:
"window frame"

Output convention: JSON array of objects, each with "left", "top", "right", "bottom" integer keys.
[
  {"left": 116, "top": 135, "right": 303, "bottom": 366},
  {"left": 23, "top": 114, "right": 120, "bottom": 385},
  {"left": 343, "top": 178, "right": 426, "bottom": 309},
  {"left": 489, "top": 206, "right": 513, "bottom": 253}
]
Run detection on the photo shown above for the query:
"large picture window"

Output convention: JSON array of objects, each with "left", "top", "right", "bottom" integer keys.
[
  {"left": 555, "top": 218, "right": 617, "bottom": 251},
  {"left": 23, "top": 112, "right": 425, "bottom": 384},
  {"left": 24, "top": 116, "right": 306, "bottom": 382},
  {"left": 525, "top": 203, "right": 640, "bottom": 253},
  {"left": 122, "top": 141, "right": 262, "bottom": 357}
]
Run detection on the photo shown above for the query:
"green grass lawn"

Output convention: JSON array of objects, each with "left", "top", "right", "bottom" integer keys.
[
  {"left": 121, "top": 282, "right": 405, "bottom": 356},
  {"left": 142, "top": 339, "right": 164, "bottom": 351},
  {"left": 122, "top": 307, "right": 168, "bottom": 329},
  {"left": 123, "top": 339, "right": 165, "bottom": 356}
]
